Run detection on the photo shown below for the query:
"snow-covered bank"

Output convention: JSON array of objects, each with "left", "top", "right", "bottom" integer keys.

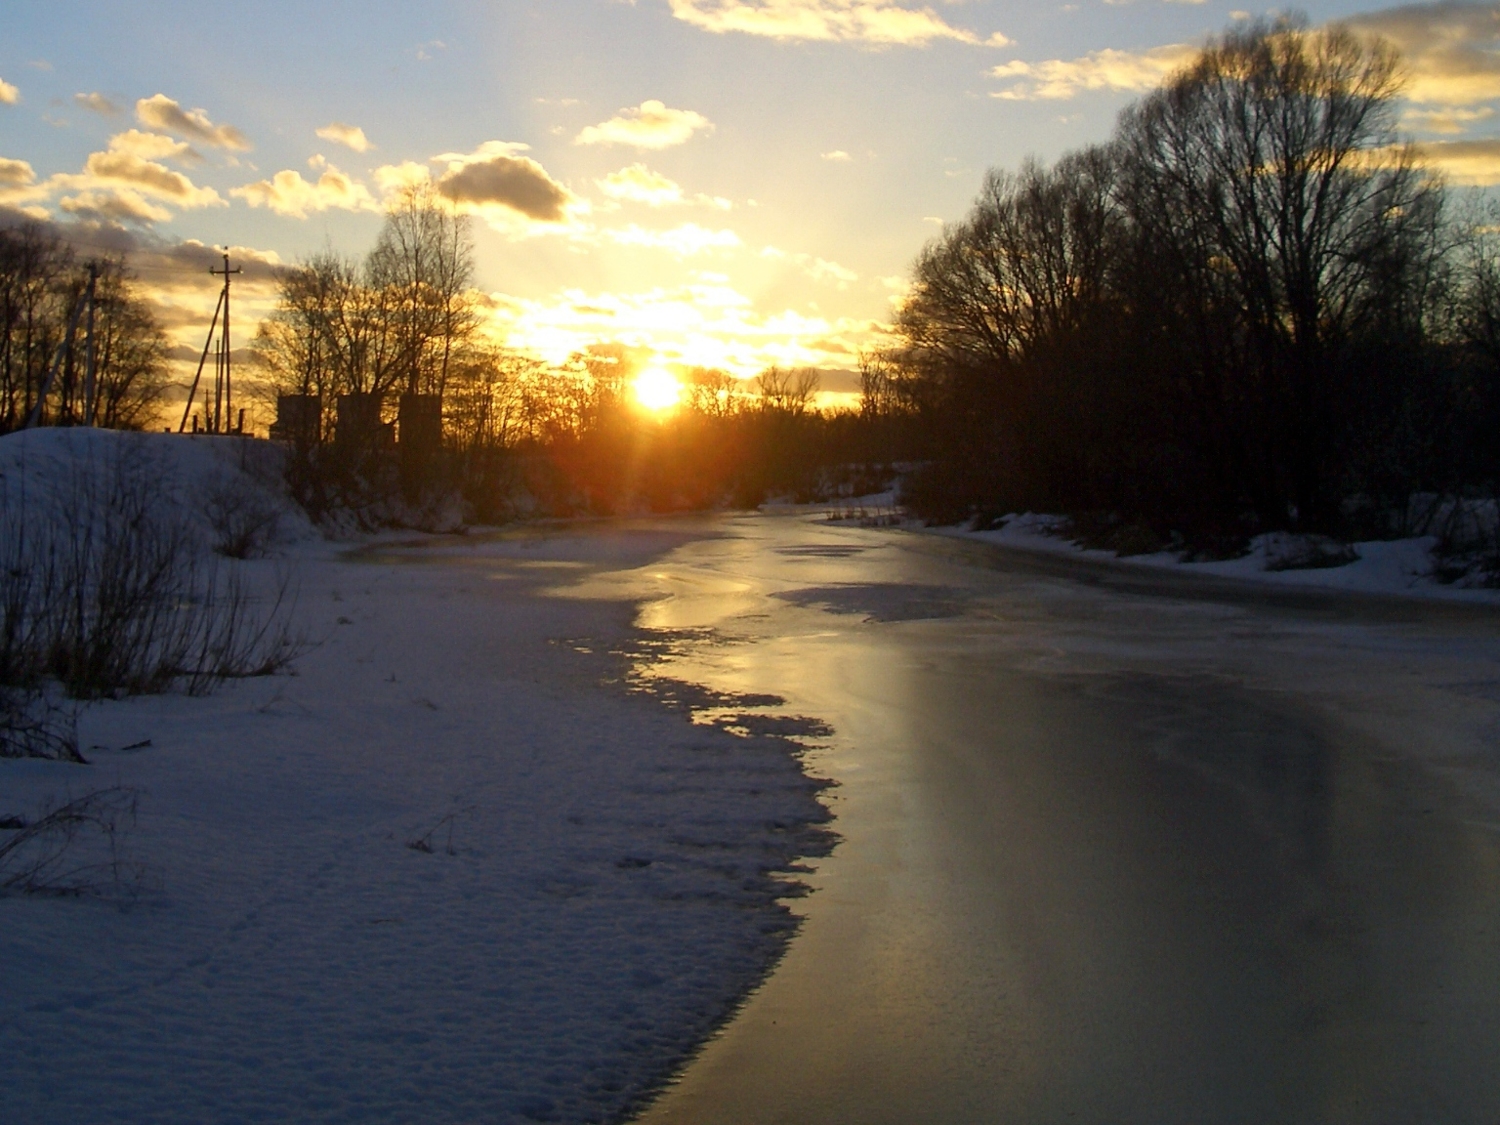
[
  {"left": 0, "top": 427, "right": 318, "bottom": 554},
  {"left": 0, "top": 432, "right": 833, "bottom": 1124},
  {"left": 913, "top": 511, "right": 1500, "bottom": 605}
]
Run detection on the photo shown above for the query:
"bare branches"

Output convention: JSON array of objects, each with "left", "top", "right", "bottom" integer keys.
[
  {"left": 0, "top": 442, "right": 305, "bottom": 714},
  {"left": 0, "top": 786, "right": 142, "bottom": 897},
  {"left": 882, "top": 14, "right": 1472, "bottom": 533},
  {"left": 0, "top": 688, "right": 80, "bottom": 762},
  {"left": 0, "top": 223, "right": 168, "bottom": 433}
]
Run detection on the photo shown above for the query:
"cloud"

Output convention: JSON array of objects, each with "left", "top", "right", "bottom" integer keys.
[
  {"left": 594, "top": 163, "right": 732, "bottom": 210},
  {"left": 576, "top": 100, "right": 713, "bottom": 149},
  {"left": 432, "top": 141, "right": 578, "bottom": 224},
  {"left": 604, "top": 222, "right": 743, "bottom": 255},
  {"left": 1344, "top": 2, "right": 1500, "bottom": 107},
  {"left": 488, "top": 279, "right": 881, "bottom": 376},
  {"left": 136, "top": 94, "right": 251, "bottom": 150},
  {"left": 58, "top": 189, "right": 173, "bottom": 225},
  {"left": 1404, "top": 104, "right": 1496, "bottom": 134},
  {"left": 0, "top": 158, "right": 35, "bottom": 190},
  {"left": 79, "top": 150, "right": 224, "bottom": 207},
  {"left": 598, "top": 164, "right": 684, "bottom": 206},
  {"left": 665, "top": 0, "right": 1010, "bottom": 47},
  {"left": 75, "top": 92, "right": 121, "bottom": 115},
  {"left": 142, "top": 237, "right": 282, "bottom": 282},
  {"left": 820, "top": 149, "right": 853, "bottom": 161},
  {"left": 990, "top": 43, "right": 1197, "bottom": 99},
  {"left": 761, "top": 245, "right": 858, "bottom": 286},
  {"left": 0, "top": 79, "right": 18, "bottom": 105},
  {"left": 984, "top": 7, "right": 1500, "bottom": 117},
  {"left": 316, "top": 122, "right": 374, "bottom": 152},
  {"left": 4, "top": 133, "right": 225, "bottom": 226},
  {"left": 1414, "top": 138, "right": 1500, "bottom": 185},
  {"left": 231, "top": 166, "right": 378, "bottom": 218},
  {"left": 374, "top": 160, "right": 433, "bottom": 194},
  {"left": 108, "top": 129, "right": 202, "bottom": 164},
  {"left": 0, "top": 157, "right": 48, "bottom": 216}
]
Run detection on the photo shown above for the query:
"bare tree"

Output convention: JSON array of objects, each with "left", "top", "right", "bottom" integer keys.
[
  {"left": 366, "top": 184, "right": 479, "bottom": 398},
  {"left": 756, "top": 367, "right": 820, "bottom": 416},
  {"left": 0, "top": 225, "right": 168, "bottom": 431},
  {"left": 1116, "top": 15, "right": 1444, "bottom": 523}
]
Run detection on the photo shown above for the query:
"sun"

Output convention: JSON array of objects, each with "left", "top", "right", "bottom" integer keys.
[{"left": 633, "top": 366, "right": 682, "bottom": 413}]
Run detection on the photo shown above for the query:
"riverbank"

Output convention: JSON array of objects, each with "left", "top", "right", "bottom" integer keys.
[{"left": 0, "top": 431, "right": 832, "bottom": 1124}]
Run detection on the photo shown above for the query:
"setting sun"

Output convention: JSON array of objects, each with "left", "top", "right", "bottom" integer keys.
[{"left": 633, "top": 367, "right": 682, "bottom": 413}]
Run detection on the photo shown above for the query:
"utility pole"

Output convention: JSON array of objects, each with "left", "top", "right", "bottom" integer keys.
[
  {"left": 210, "top": 251, "right": 241, "bottom": 432},
  {"left": 182, "top": 250, "right": 241, "bottom": 433}
]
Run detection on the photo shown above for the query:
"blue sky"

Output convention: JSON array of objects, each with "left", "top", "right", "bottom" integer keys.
[{"left": 3, "top": 1, "right": 1498, "bottom": 397}]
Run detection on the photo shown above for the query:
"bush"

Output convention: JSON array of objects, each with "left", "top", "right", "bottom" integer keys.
[
  {"left": 0, "top": 442, "right": 304, "bottom": 750},
  {"left": 0, "top": 786, "right": 143, "bottom": 897}
]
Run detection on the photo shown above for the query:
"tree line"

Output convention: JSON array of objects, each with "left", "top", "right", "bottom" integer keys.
[
  {"left": 868, "top": 15, "right": 1500, "bottom": 544},
  {"left": 0, "top": 222, "right": 169, "bottom": 433}
]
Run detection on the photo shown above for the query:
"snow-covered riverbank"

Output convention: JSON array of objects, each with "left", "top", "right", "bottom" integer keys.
[
  {"left": 0, "top": 431, "right": 832, "bottom": 1124},
  {"left": 827, "top": 502, "right": 1500, "bottom": 605}
]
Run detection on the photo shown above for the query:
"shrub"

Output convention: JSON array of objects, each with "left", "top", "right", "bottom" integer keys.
[{"left": 0, "top": 442, "right": 304, "bottom": 755}]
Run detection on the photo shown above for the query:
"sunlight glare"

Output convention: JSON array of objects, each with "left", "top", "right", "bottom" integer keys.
[{"left": 634, "top": 367, "right": 682, "bottom": 413}]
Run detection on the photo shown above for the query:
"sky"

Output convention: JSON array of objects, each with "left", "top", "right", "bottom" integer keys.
[{"left": 3, "top": 0, "right": 1500, "bottom": 410}]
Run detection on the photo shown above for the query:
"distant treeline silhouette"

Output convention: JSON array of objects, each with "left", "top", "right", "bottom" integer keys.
[{"left": 866, "top": 15, "right": 1500, "bottom": 543}]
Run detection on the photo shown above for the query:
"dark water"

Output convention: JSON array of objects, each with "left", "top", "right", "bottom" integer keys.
[{"left": 613, "top": 513, "right": 1500, "bottom": 1125}]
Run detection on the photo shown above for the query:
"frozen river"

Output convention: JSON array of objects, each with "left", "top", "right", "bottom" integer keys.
[{"left": 607, "top": 511, "right": 1500, "bottom": 1124}]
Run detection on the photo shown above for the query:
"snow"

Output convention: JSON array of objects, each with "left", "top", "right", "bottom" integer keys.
[
  {"left": 0, "top": 426, "right": 318, "bottom": 552},
  {"left": 0, "top": 430, "right": 832, "bottom": 1124},
  {"left": 921, "top": 511, "right": 1500, "bottom": 605}
]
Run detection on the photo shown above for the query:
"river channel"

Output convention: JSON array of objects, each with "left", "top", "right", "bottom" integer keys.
[{"left": 583, "top": 511, "right": 1500, "bottom": 1125}]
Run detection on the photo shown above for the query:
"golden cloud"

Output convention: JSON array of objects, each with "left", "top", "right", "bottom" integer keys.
[
  {"left": 1344, "top": 2, "right": 1500, "bottom": 107},
  {"left": 760, "top": 245, "right": 858, "bottom": 286},
  {"left": 489, "top": 279, "right": 883, "bottom": 375},
  {"left": 231, "top": 166, "right": 379, "bottom": 218},
  {"left": 576, "top": 100, "right": 713, "bottom": 149},
  {"left": 1415, "top": 138, "right": 1500, "bottom": 185},
  {"left": 374, "top": 160, "right": 432, "bottom": 195},
  {"left": 597, "top": 164, "right": 684, "bottom": 206},
  {"left": 108, "top": 129, "right": 202, "bottom": 165},
  {"left": 135, "top": 94, "right": 251, "bottom": 150},
  {"left": 0, "top": 158, "right": 47, "bottom": 217},
  {"left": 316, "top": 121, "right": 374, "bottom": 152},
  {"left": 79, "top": 150, "right": 224, "bottom": 207},
  {"left": 990, "top": 43, "right": 1197, "bottom": 100},
  {"left": 74, "top": 92, "right": 121, "bottom": 115},
  {"left": 0, "top": 78, "right": 18, "bottom": 105},
  {"left": 0, "top": 157, "right": 35, "bottom": 189},
  {"left": 1403, "top": 105, "right": 1496, "bottom": 134},
  {"left": 603, "top": 222, "right": 742, "bottom": 255},
  {"left": 666, "top": 0, "right": 1010, "bottom": 47}
]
